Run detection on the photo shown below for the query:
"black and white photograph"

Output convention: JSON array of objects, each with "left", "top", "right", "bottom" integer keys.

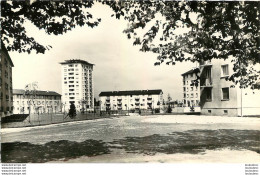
[{"left": 0, "top": 0, "right": 260, "bottom": 174}]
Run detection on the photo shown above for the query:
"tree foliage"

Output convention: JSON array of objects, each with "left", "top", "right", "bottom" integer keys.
[
  {"left": 106, "top": 1, "right": 260, "bottom": 88},
  {"left": 1, "top": 0, "right": 100, "bottom": 54},
  {"left": 1, "top": 1, "right": 260, "bottom": 88},
  {"left": 68, "top": 102, "right": 76, "bottom": 119}
]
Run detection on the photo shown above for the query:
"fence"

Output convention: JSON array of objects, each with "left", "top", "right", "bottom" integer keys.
[{"left": 1, "top": 111, "right": 129, "bottom": 128}]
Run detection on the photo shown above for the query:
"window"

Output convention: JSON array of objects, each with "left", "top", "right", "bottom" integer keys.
[
  {"left": 208, "top": 110, "right": 212, "bottom": 114},
  {"left": 221, "top": 65, "right": 229, "bottom": 76},
  {"left": 224, "top": 110, "right": 228, "bottom": 114},
  {"left": 191, "top": 93, "right": 194, "bottom": 98},
  {"left": 5, "top": 59, "right": 8, "bottom": 67},
  {"left": 206, "top": 88, "right": 212, "bottom": 101},
  {"left": 196, "top": 93, "right": 198, "bottom": 98},
  {"left": 222, "top": 88, "right": 229, "bottom": 100},
  {"left": 5, "top": 71, "right": 8, "bottom": 78},
  {"left": 191, "top": 87, "right": 193, "bottom": 91}
]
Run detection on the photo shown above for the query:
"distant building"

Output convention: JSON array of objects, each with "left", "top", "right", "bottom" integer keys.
[
  {"left": 99, "top": 89, "right": 163, "bottom": 111},
  {"left": 60, "top": 59, "right": 94, "bottom": 112},
  {"left": 199, "top": 59, "right": 260, "bottom": 117},
  {"left": 181, "top": 68, "right": 200, "bottom": 108},
  {"left": 1, "top": 42, "right": 14, "bottom": 118},
  {"left": 13, "top": 89, "right": 62, "bottom": 114}
]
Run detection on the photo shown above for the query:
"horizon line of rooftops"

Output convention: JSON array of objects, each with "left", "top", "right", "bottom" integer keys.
[
  {"left": 12, "top": 89, "right": 163, "bottom": 97},
  {"left": 60, "top": 59, "right": 94, "bottom": 66},
  {"left": 13, "top": 89, "right": 61, "bottom": 96},
  {"left": 99, "top": 89, "right": 163, "bottom": 97}
]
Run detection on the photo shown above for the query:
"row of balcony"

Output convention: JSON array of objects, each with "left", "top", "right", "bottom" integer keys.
[
  {"left": 105, "top": 102, "right": 153, "bottom": 106},
  {"left": 106, "top": 97, "right": 153, "bottom": 101}
]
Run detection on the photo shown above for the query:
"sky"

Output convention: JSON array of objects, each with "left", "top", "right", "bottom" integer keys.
[{"left": 9, "top": 3, "right": 196, "bottom": 101}]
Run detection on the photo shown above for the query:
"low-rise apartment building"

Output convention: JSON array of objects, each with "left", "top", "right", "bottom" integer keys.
[
  {"left": 13, "top": 89, "right": 62, "bottom": 114},
  {"left": 99, "top": 89, "right": 163, "bottom": 112},
  {"left": 1, "top": 42, "right": 14, "bottom": 118}
]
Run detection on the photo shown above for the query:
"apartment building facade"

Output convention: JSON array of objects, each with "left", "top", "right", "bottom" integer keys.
[
  {"left": 199, "top": 59, "right": 260, "bottom": 117},
  {"left": 60, "top": 59, "right": 94, "bottom": 112},
  {"left": 1, "top": 43, "right": 14, "bottom": 118},
  {"left": 13, "top": 89, "right": 62, "bottom": 114},
  {"left": 181, "top": 68, "right": 200, "bottom": 107},
  {"left": 99, "top": 89, "right": 163, "bottom": 111}
]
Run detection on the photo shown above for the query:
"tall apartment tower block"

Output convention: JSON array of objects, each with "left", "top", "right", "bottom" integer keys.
[
  {"left": 60, "top": 59, "right": 94, "bottom": 112},
  {"left": 1, "top": 42, "right": 14, "bottom": 118}
]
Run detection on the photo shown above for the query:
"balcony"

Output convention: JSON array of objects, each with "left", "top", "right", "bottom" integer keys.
[
  {"left": 117, "top": 98, "right": 122, "bottom": 101},
  {"left": 117, "top": 101, "right": 122, "bottom": 105},
  {"left": 135, "top": 97, "right": 140, "bottom": 101},
  {"left": 135, "top": 102, "right": 140, "bottom": 105},
  {"left": 147, "top": 97, "right": 152, "bottom": 100},
  {"left": 200, "top": 78, "right": 213, "bottom": 88},
  {"left": 199, "top": 60, "right": 212, "bottom": 67}
]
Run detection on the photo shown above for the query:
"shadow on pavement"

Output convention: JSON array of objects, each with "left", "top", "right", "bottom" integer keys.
[
  {"left": 109, "top": 129, "right": 260, "bottom": 156},
  {"left": 1, "top": 139, "right": 111, "bottom": 163},
  {"left": 2, "top": 129, "right": 259, "bottom": 163}
]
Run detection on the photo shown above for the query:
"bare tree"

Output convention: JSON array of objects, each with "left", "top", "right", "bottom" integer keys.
[{"left": 24, "top": 82, "right": 38, "bottom": 123}]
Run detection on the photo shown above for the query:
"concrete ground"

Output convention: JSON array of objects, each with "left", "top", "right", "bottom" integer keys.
[{"left": 1, "top": 115, "right": 260, "bottom": 163}]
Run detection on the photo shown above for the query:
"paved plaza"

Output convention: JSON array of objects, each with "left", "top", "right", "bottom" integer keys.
[{"left": 1, "top": 115, "right": 260, "bottom": 163}]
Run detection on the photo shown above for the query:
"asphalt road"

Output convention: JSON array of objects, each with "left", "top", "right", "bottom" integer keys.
[{"left": 1, "top": 115, "right": 260, "bottom": 163}]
